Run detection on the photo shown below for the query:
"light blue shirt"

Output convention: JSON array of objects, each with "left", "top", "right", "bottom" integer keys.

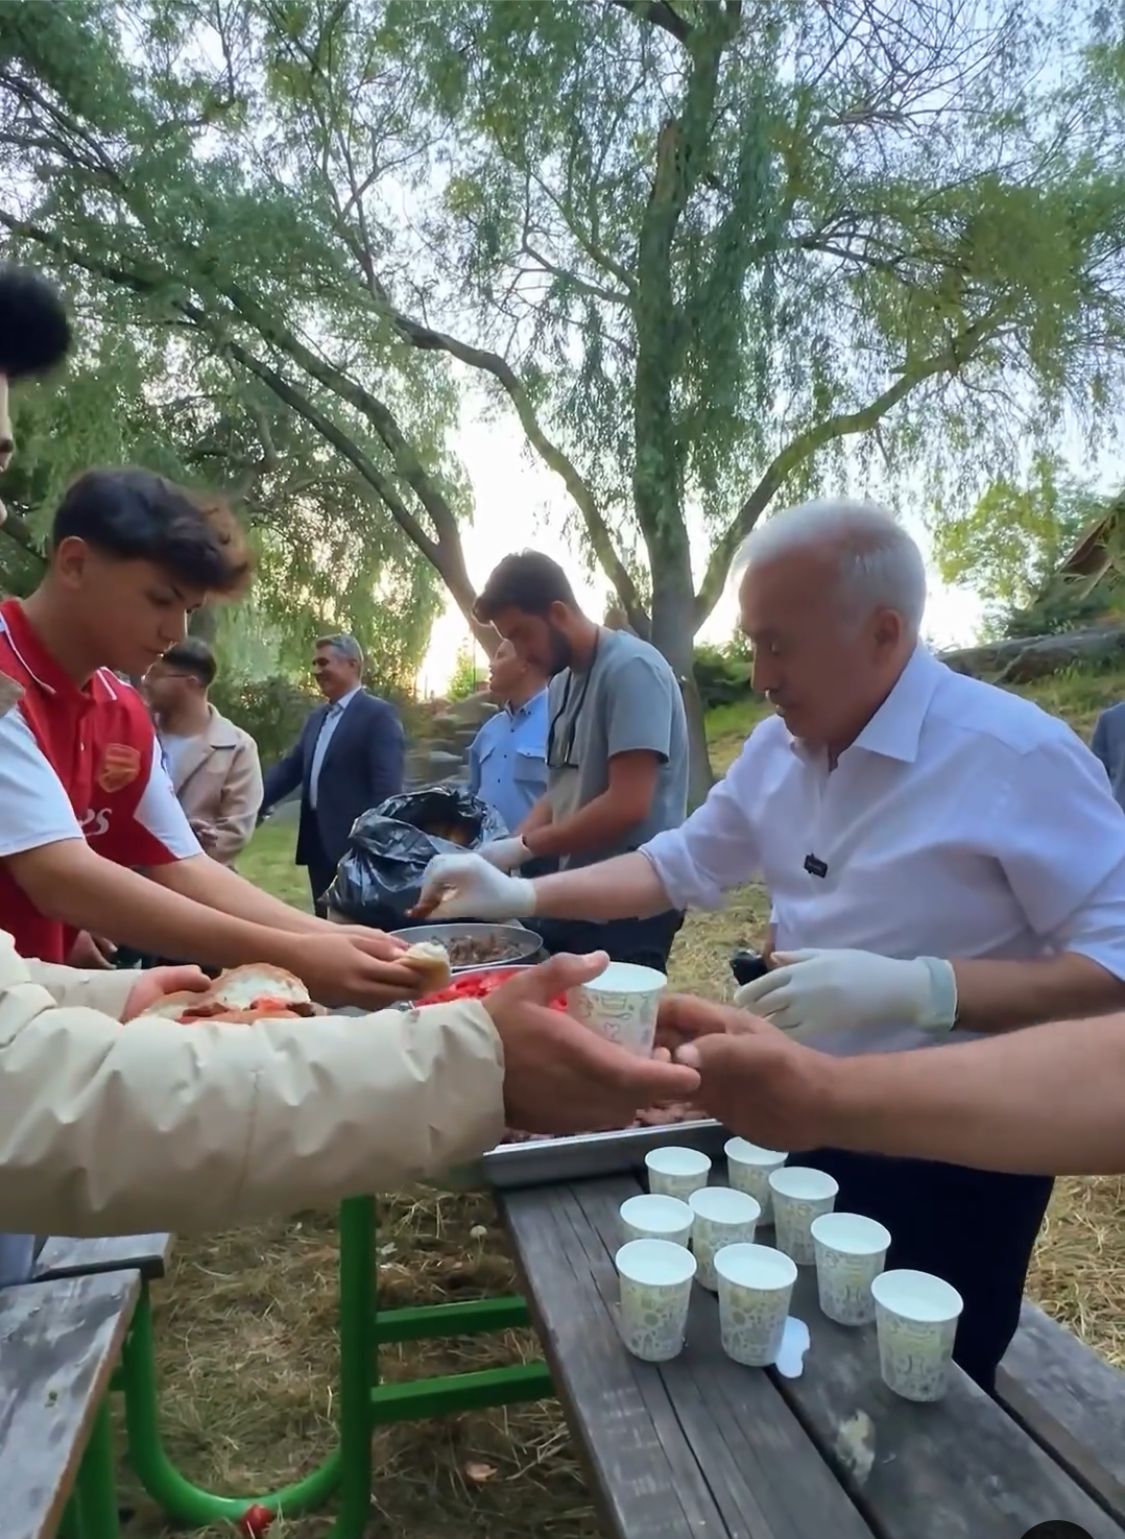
[
  {"left": 468, "top": 690, "right": 548, "bottom": 833},
  {"left": 309, "top": 685, "right": 362, "bottom": 810}
]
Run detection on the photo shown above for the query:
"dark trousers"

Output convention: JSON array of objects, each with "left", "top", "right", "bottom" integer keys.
[
  {"left": 303, "top": 826, "right": 337, "bottom": 919},
  {"left": 796, "top": 1147, "right": 1053, "bottom": 1390},
  {"left": 530, "top": 910, "right": 684, "bottom": 973}
]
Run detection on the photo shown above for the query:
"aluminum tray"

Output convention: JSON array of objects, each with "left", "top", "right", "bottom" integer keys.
[
  {"left": 390, "top": 920, "right": 543, "bottom": 974},
  {"left": 481, "top": 1117, "right": 727, "bottom": 1191}
]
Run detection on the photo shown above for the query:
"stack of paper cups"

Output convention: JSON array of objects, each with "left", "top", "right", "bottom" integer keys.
[
  {"left": 723, "top": 1137, "right": 787, "bottom": 1220},
  {"left": 768, "top": 1166, "right": 839, "bottom": 1265},
  {"left": 714, "top": 1243, "right": 798, "bottom": 1367},
  {"left": 688, "top": 1187, "right": 761, "bottom": 1291},
  {"left": 810, "top": 1212, "right": 891, "bottom": 1325},
  {"left": 615, "top": 1238, "right": 697, "bottom": 1361},
  {"left": 871, "top": 1269, "right": 964, "bottom": 1402}
]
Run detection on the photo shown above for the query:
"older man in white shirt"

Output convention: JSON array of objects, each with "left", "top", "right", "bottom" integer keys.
[{"left": 422, "top": 498, "right": 1125, "bottom": 1388}]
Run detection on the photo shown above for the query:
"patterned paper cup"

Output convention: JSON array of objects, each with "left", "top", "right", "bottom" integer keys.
[
  {"left": 872, "top": 1269, "right": 963, "bottom": 1402},
  {"left": 768, "top": 1167, "right": 839, "bottom": 1265},
  {"left": 810, "top": 1212, "right": 891, "bottom": 1326},
  {"left": 619, "top": 1194, "right": 694, "bottom": 1248},
  {"left": 689, "top": 1186, "right": 761, "bottom": 1291},
  {"left": 724, "top": 1137, "right": 788, "bottom": 1220},
  {"left": 615, "top": 1238, "right": 697, "bottom": 1361},
  {"left": 568, "top": 962, "right": 667, "bottom": 1057},
  {"left": 715, "top": 1242, "right": 798, "bottom": 1367},
  {"left": 645, "top": 1145, "right": 712, "bottom": 1202}
]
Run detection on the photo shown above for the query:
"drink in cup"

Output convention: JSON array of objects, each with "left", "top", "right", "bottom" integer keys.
[
  {"left": 810, "top": 1212, "right": 891, "bottom": 1326},
  {"left": 615, "top": 1238, "right": 697, "bottom": 1361},
  {"left": 689, "top": 1186, "right": 761, "bottom": 1291},
  {"left": 871, "top": 1269, "right": 964, "bottom": 1402},
  {"left": 768, "top": 1166, "right": 839, "bottom": 1265},
  {"left": 714, "top": 1242, "right": 798, "bottom": 1367},
  {"left": 568, "top": 961, "right": 667, "bottom": 1057}
]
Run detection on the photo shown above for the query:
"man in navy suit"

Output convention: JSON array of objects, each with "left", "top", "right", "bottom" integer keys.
[{"left": 262, "top": 634, "right": 405, "bottom": 915}]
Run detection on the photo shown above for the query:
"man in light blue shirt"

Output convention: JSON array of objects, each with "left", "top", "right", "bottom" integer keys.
[{"left": 467, "top": 640, "right": 548, "bottom": 833}]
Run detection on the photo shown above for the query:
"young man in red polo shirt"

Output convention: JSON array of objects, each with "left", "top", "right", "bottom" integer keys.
[{"left": 0, "top": 463, "right": 420, "bottom": 1007}]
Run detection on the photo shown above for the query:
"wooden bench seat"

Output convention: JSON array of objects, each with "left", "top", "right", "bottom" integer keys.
[
  {"left": 34, "top": 1231, "right": 173, "bottom": 1283},
  {"left": 996, "top": 1300, "right": 1125, "bottom": 1523},
  {"left": 0, "top": 1269, "right": 140, "bottom": 1539}
]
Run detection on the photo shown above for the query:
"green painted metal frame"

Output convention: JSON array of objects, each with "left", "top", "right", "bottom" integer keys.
[{"left": 78, "top": 1193, "right": 553, "bottom": 1536}]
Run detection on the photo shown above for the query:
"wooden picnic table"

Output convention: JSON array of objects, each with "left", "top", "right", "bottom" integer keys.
[
  {"left": 0, "top": 1268, "right": 141, "bottom": 1539},
  {"left": 498, "top": 1170, "right": 1125, "bottom": 1539}
]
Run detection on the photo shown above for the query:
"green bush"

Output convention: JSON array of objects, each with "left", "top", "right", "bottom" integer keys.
[
  {"left": 210, "top": 675, "right": 320, "bottom": 765},
  {"left": 693, "top": 638, "right": 754, "bottom": 711}
]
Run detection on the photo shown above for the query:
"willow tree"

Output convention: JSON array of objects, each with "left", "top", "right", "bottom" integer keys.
[{"left": 3, "top": 0, "right": 1125, "bottom": 792}]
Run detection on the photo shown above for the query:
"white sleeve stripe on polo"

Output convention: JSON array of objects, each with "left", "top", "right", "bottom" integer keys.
[{"left": 0, "top": 704, "right": 85, "bottom": 858}]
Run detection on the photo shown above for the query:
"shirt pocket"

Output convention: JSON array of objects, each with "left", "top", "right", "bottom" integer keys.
[{"left": 514, "top": 748, "right": 547, "bottom": 792}]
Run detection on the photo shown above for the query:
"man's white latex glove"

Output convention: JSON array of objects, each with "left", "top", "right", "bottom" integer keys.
[
  {"left": 733, "top": 948, "right": 957, "bottom": 1040},
  {"left": 417, "top": 853, "right": 537, "bottom": 921},
  {"left": 477, "top": 836, "right": 532, "bottom": 872}
]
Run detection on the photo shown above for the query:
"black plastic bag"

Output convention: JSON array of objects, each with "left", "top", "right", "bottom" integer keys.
[{"left": 325, "top": 784, "right": 509, "bottom": 928}]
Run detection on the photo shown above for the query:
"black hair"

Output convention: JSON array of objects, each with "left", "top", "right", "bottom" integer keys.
[
  {"left": 161, "top": 636, "right": 218, "bottom": 689},
  {"left": 0, "top": 265, "right": 71, "bottom": 380},
  {"left": 473, "top": 550, "right": 578, "bottom": 623},
  {"left": 52, "top": 468, "right": 252, "bottom": 595}
]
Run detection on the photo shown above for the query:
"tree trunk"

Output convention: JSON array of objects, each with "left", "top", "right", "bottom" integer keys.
[
  {"left": 189, "top": 605, "right": 219, "bottom": 643},
  {"left": 940, "top": 626, "right": 1125, "bottom": 683},
  {"left": 650, "top": 572, "right": 714, "bottom": 809}
]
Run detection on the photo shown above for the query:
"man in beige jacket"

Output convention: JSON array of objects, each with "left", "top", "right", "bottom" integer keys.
[
  {"left": 146, "top": 638, "right": 262, "bottom": 865},
  {"left": 2, "top": 941, "right": 699, "bottom": 1237}
]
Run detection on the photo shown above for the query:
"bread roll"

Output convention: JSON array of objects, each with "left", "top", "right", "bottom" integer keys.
[{"left": 401, "top": 941, "right": 453, "bottom": 992}]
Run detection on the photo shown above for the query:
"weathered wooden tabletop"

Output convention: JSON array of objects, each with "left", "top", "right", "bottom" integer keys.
[
  {"left": 499, "top": 1171, "right": 1125, "bottom": 1539},
  {"left": 0, "top": 1269, "right": 141, "bottom": 1539}
]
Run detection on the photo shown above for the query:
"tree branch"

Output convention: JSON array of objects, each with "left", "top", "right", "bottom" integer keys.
[
  {"left": 391, "top": 309, "right": 648, "bottom": 629},
  {"left": 610, "top": 0, "right": 693, "bottom": 45},
  {"left": 694, "top": 316, "right": 1004, "bottom": 625}
]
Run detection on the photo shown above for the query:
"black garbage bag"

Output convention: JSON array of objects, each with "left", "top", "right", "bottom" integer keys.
[{"left": 325, "top": 784, "right": 509, "bottom": 929}]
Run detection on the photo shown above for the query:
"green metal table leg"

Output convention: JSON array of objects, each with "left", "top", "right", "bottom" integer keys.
[
  {"left": 58, "top": 1495, "right": 82, "bottom": 1539},
  {"left": 121, "top": 1282, "right": 341, "bottom": 1527},
  {"left": 73, "top": 1401, "right": 121, "bottom": 1539},
  {"left": 334, "top": 1195, "right": 376, "bottom": 1539}
]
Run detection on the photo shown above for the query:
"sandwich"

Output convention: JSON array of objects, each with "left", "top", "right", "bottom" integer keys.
[
  {"left": 399, "top": 941, "right": 453, "bottom": 993},
  {"left": 146, "top": 964, "right": 318, "bottom": 1024}
]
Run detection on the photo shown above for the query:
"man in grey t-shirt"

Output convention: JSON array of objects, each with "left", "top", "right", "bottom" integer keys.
[
  {"left": 1091, "top": 701, "right": 1125, "bottom": 814},
  {"left": 466, "top": 551, "right": 688, "bottom": 970}
]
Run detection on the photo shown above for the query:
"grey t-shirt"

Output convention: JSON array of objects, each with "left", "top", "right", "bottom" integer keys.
[
  {"left": 547, "top": 628, "right": 688, "bottom": 869},
  {"left": 1091, "top": 702, "right": 1125, "bottom": 814}
]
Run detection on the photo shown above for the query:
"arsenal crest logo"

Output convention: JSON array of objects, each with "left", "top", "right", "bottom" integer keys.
[{"left": 98, "top": 742, "right": 141, "bottom": 793}]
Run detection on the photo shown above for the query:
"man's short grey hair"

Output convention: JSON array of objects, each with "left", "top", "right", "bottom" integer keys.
[
  {"left": 316, "top": 633, "right": 364, "bottom": 671},
  {"left": 734, "top": 499, "right": 927, "bottom": 633}
]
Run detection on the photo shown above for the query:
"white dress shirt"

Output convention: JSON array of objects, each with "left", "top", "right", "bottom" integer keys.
[
  {"left": 643, "top": 645, "right": 1125, "bottom": 1055},
  {"left": 308, "top": 685, "right": 362, "bottom": 811}
]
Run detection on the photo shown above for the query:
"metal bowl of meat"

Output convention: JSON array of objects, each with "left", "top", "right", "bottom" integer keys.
[{"left": 390, "top": 920, "right": 543, "bottom": 974}]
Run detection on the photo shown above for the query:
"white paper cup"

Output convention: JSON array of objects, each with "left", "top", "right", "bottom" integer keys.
[
  {"left": 568, "top": 962, "right": 667, "bottom": 1057},
  {"left": 645, "top": 1145, "right": 712, "bottom": 1202},
  {"left": 769, "top": 1167, "right": 839, "bottom": 1265},
  {"left": 714, "top": 1242, "right": 798, "bottom": 1367},
  {"left": 619, "top": 1193, "right": 694, "bottom": 1247},
  {"left": 871, "top": 1269, "right": 964, "bottom": 1402},
  {"left": 810, "top": 1212, "right": 891, "bottom": 1325},
  {"left": 689, "top": 1186, "right": 761, "bottom": 1290},
  {"left": 724, "top": 1137, "right": 788, "bottom": 1219},
  {"left": 615, "top": 1238, "right": 697, "bottom": 1361}
]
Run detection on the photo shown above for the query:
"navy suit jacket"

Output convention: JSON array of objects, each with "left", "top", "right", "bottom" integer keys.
[{"left": 262, "top": 691, "right": 405, "bottom": 870}]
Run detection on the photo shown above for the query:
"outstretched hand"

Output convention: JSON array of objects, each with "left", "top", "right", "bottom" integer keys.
[{"left": 485, "top": 953, "right": 701, "bottom": 1135}]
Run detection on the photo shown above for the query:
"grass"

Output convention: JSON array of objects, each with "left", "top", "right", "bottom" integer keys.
[{"left": 120, "top": 666, "right": 1125, "bottom": 1537}]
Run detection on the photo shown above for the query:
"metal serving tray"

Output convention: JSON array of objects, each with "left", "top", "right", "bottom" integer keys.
[{"left": 481, "top": 1117, "right": 727, "bottom": 1191}]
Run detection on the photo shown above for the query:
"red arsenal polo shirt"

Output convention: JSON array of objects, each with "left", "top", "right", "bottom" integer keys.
[{"left": 0, "top": 597, "right": 199, "bottom": 962}]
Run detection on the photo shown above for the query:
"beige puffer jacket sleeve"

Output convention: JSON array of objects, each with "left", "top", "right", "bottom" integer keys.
[
  {"left": 0, "top": 932, "right": 505, "bottom": 1235},
  {"left": 23, "top": 959, "right": 137, "bottom": 1018}
]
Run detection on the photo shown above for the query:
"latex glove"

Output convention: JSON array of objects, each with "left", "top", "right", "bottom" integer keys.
[
  {"left": 415, "top": 853, "right": 536, "bottom": 921},
  {"left": 477, "top": 836, "right": 532, "bottom": 872},
  {"left": 733, "top": 948, "right": 957, "bottom": 1040}
]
